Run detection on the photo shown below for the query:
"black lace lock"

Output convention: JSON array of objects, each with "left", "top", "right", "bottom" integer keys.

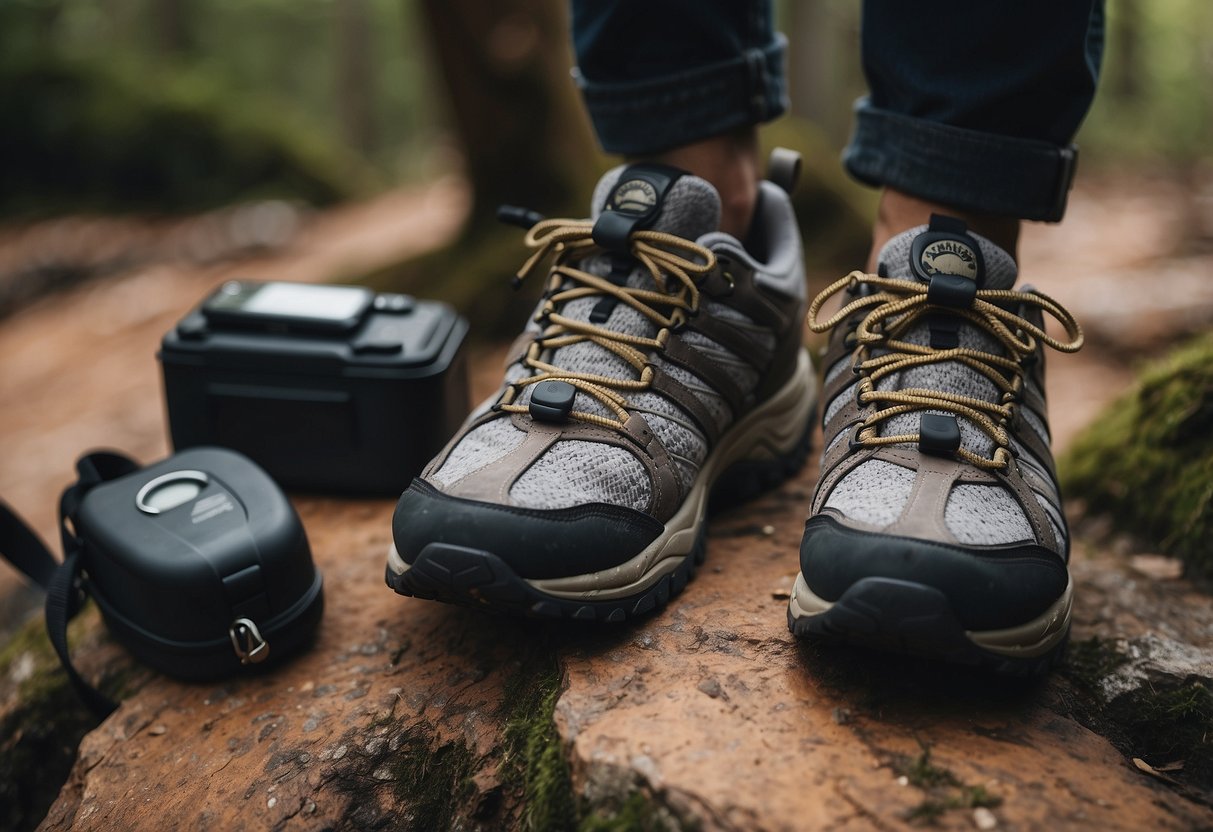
[
  {"left": 926, "top": 274, "right": 977, "bottom": 309},
  {"left": 529, "top": 380, "right": 576, "bottom": 422},
  {"left": 918, "top": 413, "right": 961, "bottom": 457}
]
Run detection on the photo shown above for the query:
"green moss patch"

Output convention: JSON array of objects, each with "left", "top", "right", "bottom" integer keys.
[
  {"left": 390, "top": 726, "right": 477, "bottom": 830},
  {"left": 578, "top": 791, "right": 685, "bottom": 832},
  {"left": 0, "top": 607, "right": 130, "bottom": 832},
  {"left": 501, "top": 651, "right": 578, "bottom": 832},
  {"left": 1060, "top": 333, "right": 1213, "bottom": 578},
  {"left": 499, "top": 646, "right": 685, "bottom": 831},
  {"left": 893, "top": 744, "right": 1002, "bottom": 825}
]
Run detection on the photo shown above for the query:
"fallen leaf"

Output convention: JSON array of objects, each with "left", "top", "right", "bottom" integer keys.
[
  {"left": 1133, "top": 757, "right": 1180, "bottom": 783},
  {"left": 1153, "top": 760, "right": 1185, "bottom": 772}
]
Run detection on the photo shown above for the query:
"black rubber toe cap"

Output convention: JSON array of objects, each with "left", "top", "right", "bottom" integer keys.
[
  {"left": 392, "top": 478, "right": 664, "bottom": 581},
  {"left": 799, "top": 515, "right": 1068, "bottom": 630}
]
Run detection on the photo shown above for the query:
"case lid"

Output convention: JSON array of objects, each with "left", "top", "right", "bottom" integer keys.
[{"left": 159, "top": 294, "right": 466, "bottom": 380}]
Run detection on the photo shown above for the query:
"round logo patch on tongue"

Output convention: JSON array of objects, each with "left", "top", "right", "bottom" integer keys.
[
  {"left": 610, "top": 179, "right": 658, "bottom": 215},
  {"left": 920, "top": 239, "right": 978, "bottom": 278}
]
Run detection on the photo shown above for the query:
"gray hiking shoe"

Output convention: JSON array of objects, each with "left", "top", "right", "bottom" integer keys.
[
  {"left": 388, "top": 154, "right": 817, "bottom": 620},
  {"left": 788, "top": 215, "right": 1083, "bottom": 674}
]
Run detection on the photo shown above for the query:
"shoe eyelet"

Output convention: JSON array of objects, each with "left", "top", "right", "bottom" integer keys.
[
  {"left": 721, "top": 271, "right": 736, "bottom": 297},
  {"left": 847, "top": 423, "right": 867, "bottom": 452}
]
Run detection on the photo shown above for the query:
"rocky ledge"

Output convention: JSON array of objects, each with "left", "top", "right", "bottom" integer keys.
[{"left": 2, "top": 461, "right": 1210, "bottom": 831}]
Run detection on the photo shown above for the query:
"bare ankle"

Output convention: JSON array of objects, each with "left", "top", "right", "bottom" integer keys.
[
  {"left": 867, "top": 189, "right": 1021, "bottom": 272},
  {"left": 639, "top": 127, "right": 760, "bottom": 238}
]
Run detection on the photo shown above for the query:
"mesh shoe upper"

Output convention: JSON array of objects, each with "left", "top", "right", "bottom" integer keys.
[
  {"left": 802, "top": 216, "right": 1083, "bottom": 627},
  {"left": 415, "top": 165, "right": 807, "bottom": 527}
]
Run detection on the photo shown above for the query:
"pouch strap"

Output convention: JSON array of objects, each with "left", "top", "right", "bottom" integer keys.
[{"left": 0, "top": 450, "right": 140, "bottom": 719}]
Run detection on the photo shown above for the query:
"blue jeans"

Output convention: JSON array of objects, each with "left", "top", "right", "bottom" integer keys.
[{"left": 571, "top": 0, "right": 1105, "bottom": 222}]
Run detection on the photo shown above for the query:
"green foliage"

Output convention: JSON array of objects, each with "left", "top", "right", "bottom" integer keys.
[
  {"left": 1060, "top": 333, "right": 1213, "bottom": 578},
  {"left": 0, "top": 55, "right": 362, "bottom": 217},
  {"left": 1, "top": 0, "right": 437, "bottom": 180},
  {"left": 1077, "top": 0, "right": 1213, "bottom": 164}
]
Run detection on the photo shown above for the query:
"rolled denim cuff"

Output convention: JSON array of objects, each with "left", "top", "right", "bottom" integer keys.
[
  {"left": 574, "top": 33, "right": 788, "bottom": 156},
  {"left": 843, "top": 99, "right": 1079, "bottom": 222}
]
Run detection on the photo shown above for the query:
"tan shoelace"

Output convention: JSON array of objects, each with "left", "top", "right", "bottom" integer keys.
[
  {"left": 808, "top": 271, "right": 1083, "bottom": 470},
  {"left": 496, "top": 219, "right": 716, "bottom": 430}
]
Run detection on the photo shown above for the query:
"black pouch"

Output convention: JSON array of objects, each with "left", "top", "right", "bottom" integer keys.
[{"left": 0, "top": 447, "right": 323, "bottom": 717}]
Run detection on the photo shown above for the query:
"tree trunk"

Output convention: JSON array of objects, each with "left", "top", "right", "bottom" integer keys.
[
  {"left": 416, "top": 0, "right": 597, "bottom": 226},
  {"left": 152, "top": 0, "right": 193, "bottom": 58},
  {"left": 336, "top": 0, "right": 376, "bottom": 156}
]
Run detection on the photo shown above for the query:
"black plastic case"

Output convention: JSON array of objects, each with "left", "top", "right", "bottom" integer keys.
[
  {"left": 73, "top": 447, "right": 323, "bottom": 681},
  {"left": 159, "top": 288, "right": 469, "bottom": 494}
]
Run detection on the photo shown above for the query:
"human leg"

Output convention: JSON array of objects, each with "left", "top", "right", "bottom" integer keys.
[
  {"left": 790, "top": 1, "right": 1103, "bottom": 673},
  {"left": 570, "top": 0, "right": 787, "bottom": 236},
  {"left": 388, "top": 2, "right": 815, "bottom": 617}
]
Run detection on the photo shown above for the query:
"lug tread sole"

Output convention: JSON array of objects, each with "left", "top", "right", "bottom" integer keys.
[{"left": 788, "top": 576, "right": 1067, "bottom": 677}]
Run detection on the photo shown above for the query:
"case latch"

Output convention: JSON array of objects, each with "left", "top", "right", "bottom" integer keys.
[{"left": 229, "top": 618, "right": 270, "bottom": 665}]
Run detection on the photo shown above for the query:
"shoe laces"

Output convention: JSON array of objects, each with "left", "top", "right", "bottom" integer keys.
[
  {"left": 496, "top": 218, "right": 716, "bottom": 430},
  {"left": 808, "top": 271, "right": 1083, "bottom": 470}
]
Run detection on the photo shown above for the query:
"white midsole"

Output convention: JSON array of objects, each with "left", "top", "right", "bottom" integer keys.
[
  {"left": 787, "top": 571, "right": 1073, "bottom": 658},
  {"left": 388, "top": 348, "right": 817, "bottom": 599}
]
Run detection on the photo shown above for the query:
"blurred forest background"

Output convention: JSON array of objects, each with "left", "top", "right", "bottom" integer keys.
[
  {"left": 0, "top": 0, "right": 1211, "bottom": 326},
  {"left": 2, "top": 0, "right": 1210, "bottom": 217}
]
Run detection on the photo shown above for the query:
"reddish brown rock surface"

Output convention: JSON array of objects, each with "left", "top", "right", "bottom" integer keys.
[{"left": 2, "top": 177, "right": 1212, "bottom": 830}]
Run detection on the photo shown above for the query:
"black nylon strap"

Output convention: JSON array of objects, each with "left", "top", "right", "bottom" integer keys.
[
  {"left": 0, "top": 450, "right": 138, "bottom": 719},
  {"left": 46, "top": 551, "right": 116, "bottom": 717},
  {"left": 0, "top": 499, "right": 57, "bottom": 589}
]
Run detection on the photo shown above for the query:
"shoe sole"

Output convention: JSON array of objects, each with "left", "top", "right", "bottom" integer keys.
[
  {"left": 787, "top": 572, "right": 1072, "bottom": 676},
  {"left": 386, "top": 348, "right": 818, "bottom": 621}
]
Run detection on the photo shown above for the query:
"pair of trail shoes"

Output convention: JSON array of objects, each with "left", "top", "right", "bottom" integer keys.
[{"left": 386, "top": 150, "right": 1083, "bottom": 675}]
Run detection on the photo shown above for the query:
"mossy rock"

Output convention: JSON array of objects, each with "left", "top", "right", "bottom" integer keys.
[
  {"left": 0, "top": 57, "right": 367, "bottom": 218},
  {"left": 1061, "top": 636, "right": 1213, "bottom": 801},
  {"left": 0, "top": 606, "right": 140, "bottom": 832},
  {"left": 1059, "top": 333, "right": 1213, "bottom": 578}
]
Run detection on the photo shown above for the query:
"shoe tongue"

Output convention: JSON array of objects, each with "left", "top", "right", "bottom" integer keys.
[
  {"left": 876, "top": 214, "right": 1018, "bottom": 290},
  {"left": 590, "top": 163, "right": 721, "bottom": 242},
  {"left": 872, "top": 215, "right": 1018, "bottom": 458},
  {"left": 522, "top": 166, "right": 719, "bottom": 421}
]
